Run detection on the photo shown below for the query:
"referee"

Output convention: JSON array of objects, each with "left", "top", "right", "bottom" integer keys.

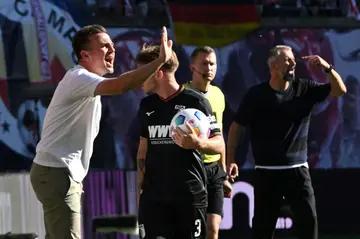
[
  {"left": 185, "top": 46, "right": 231, "bottom": 239},
  {"left": 227, "top": 45, "right": 346, "bottom": 239}
]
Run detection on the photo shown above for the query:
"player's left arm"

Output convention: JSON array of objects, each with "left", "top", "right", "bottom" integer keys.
[
  {"left": 196, "top": 98, "right": 225, "bottom": 155},
  {"left": 302, "top": 55, "right": 346, "bottom": 99},
  {"left": 172, "top": 97, "right": 224, "bottom": 154}
]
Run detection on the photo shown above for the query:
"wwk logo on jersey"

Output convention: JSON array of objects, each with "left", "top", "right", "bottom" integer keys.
[{"left": 148, "top": 125, "right": 174, "bottom": 145}]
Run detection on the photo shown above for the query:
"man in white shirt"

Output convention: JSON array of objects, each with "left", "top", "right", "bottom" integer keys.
[{"left": 29, "top": 24, "right": 173, "bottom": 239}]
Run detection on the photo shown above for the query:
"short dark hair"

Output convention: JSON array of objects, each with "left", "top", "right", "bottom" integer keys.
[
  {"left": 72, "top": 24, "right": 107, "bottom": 60},
  {"left": 135, "top": 44, "right": 179, "bottom": 72},
  {"left": 190, "top": 46, "right": 215, "bottom": 62}
]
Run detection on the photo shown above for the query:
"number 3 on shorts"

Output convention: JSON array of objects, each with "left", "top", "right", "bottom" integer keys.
[{"left": 194, "top": 219, "right": 201, "bottom": 237}]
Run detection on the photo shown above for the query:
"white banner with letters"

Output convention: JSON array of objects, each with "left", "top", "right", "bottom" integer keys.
[{"left": 0, "top": 173, "right": 45, "bottom": 238}]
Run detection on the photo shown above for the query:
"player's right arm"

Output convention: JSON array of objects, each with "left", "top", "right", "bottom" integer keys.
[
  {"left": 227, "top": 89, "right": 255, "bottom": 181},
  {"left": 137, "top": 100, "right": 149, "bottom": 204},
  {"left": 137, "top": 136, "right": 147, "bottom": 204}
]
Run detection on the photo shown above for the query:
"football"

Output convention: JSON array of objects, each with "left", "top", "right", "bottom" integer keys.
[{"left": 170, "top": 108, "right": 211, "bottom": 139}]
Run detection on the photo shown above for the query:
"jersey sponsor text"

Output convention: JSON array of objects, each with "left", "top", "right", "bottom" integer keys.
[{"left": 148, "top": 125, "right": 174, "bottom": 145}]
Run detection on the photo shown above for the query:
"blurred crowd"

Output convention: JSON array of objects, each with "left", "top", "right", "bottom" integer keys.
[
  {"left": 258, "top": 0, "right": 359, "bottom": 18},
  {"left": 260, "top": 0, "right": 341, "bottom": 8},
  {"left": 52, "top": 0, "right": 360, "bottom": 27},
  {"left": 85, "top": 0, "right": 168, "bottom": 25}
]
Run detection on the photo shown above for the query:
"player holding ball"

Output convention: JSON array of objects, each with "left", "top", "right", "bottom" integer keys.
[{"left": 136, "top": 44, "right": 225, "bottom": 239}]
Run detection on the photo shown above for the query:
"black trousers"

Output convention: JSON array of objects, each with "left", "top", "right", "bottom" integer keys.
[{"left": 252, "top": 166, "right": 318, "bottom": 239}]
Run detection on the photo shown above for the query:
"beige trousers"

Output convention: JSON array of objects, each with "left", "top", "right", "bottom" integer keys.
[{"left": 30, "top": 163, "right": 82, "bottom": 239}]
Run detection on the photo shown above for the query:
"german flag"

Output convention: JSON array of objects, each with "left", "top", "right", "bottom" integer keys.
[{"left": 169, "top": 4, "right": 260, "bottom": 47}]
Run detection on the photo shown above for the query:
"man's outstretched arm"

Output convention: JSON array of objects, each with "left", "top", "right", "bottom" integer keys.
[{"left": 95, "top": 27, "right": 173, "bottom": 96}]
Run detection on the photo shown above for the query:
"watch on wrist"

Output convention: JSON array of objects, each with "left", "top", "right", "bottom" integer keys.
[{"left": 324, "top": 64, "right": 334, "bottom": 73}]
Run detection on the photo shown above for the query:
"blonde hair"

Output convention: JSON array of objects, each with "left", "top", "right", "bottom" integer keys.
[{"left": 135, "top": 44, "right": 179, "bottom": 72}]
